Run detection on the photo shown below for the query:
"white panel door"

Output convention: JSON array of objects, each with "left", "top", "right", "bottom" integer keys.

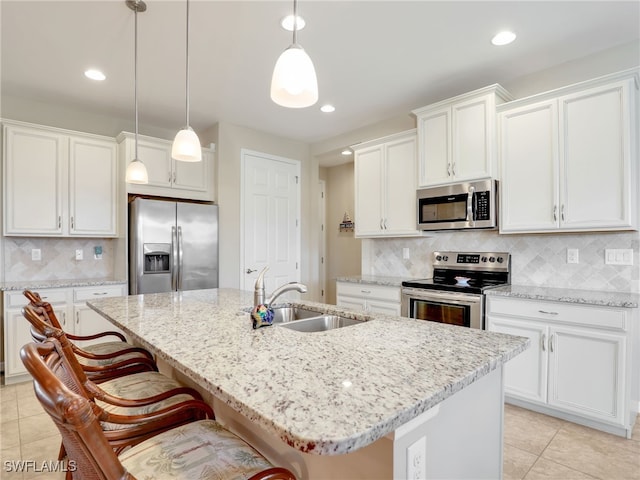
[
  {"left": 560, "top": 81, "right": 632, "bottom": 229},
  {"left": 69, "top": 136, "right": 117, "bottom": 236},
  {"left": 354, "top": 146, "right": 384, "bottom": 236},
  {"left": 548, "top": 326, "right": 625, "bottom": 424},
  {"left": 4, "top": 124, "right": 66, "bottom": 235},
  {"left": 136, "top": 138, "right": 173, "bottom": 188},
  {"left": 242, "top": 151, "right": 300, "bottom": 296},
  {"left": 452, "top": 94, "right": 490, "bottom": 181},
  {"left": 499, "top": 100, "right": 559, "bottom": 232},
  {"left": 417, "top": 106, "right": 450, "bottom": 186},
  {"left": 384, "top": 134, "right": 417, "bottom": 235},
  {"left": 173, "top": 153, "right": 208, "bottom": 192}
]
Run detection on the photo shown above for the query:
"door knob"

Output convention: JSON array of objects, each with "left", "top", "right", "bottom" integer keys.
[{"left": 246, "top": 268, "right": 257, "bottom": 274}]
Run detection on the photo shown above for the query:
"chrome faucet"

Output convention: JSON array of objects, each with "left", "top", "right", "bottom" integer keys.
[{"left": 254, "top": 266, "right": 307, "bottom": 307}]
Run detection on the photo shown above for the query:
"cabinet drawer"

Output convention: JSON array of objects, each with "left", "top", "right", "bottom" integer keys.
[
  {"left": 487, "top": 297, "right": 627, "bottom": 331},
  {"left": 5, "top": 288, "right": 71, "bottom": 307},
  {"left": 336, "top": 282, "right": 400, "bottom": 302},
  {"left": 74, "top": 285, "right": 126, "bottom": 302}
]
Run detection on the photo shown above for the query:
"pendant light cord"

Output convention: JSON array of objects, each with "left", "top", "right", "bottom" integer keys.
[
  {"left": 292, "top": 0, "right": 298, "bottom": 45},
  {"left": 185, "top": 0, "right": 190, "bottom": 128},
  {"left": 134, "top": 2, "right": 139, "bottom": 160}
]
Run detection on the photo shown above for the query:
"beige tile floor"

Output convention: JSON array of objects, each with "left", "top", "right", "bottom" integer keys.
[{"left": 1, "top": 377, "right": 639, "bottom": 479}]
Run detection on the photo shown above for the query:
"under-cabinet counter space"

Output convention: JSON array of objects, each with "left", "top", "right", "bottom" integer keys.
[{"left": 486, "top": 284, "right": 640, "bottom": 308}]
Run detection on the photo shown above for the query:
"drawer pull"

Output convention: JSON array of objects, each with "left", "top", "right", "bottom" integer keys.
[
  {"left": 360, "top": 289, "right": 371, "bottom": 294},
  {"left": 92, "top": 292, "right": 109, "bottom": 296},
  {"left": 538, "top": 310, "right": 558, "bottom": 315}
]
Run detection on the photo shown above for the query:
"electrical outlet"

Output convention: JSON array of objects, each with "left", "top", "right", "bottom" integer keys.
[
  {"left": 605, "top": 249, "right": 634, "bottom": 265},
  {"left": 75, "top": 249, "right": 83, "bottom": 261},
  {"left": 403, "top": 247, "right": 410, "bottom": 260},
  {"left": 407, "top": 436, "right": 426, "bottom": 480},
  {"left": 31, "top": 249, "right": 41, "bottom": 261},
  {"left": 94, "top": 245, "right": 103, "bottom": 260},
  {"left": 567, "top": 248, "right": 579, "bottom": 264}
]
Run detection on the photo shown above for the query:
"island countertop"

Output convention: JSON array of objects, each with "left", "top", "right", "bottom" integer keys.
[{"left": 88, "top": 288, "right": 528, "bottom": 456}]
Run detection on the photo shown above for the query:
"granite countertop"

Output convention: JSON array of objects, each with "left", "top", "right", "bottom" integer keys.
[
  {"left": 0, "top": 278, "right": 127, "bottom": 292},
  {"left": 486, "top": 285, "right": 640, "bottom": 308},
  {"left": 88, "top": 288, "right": 528, "bottom": 456},
  {"left": 335, "top": 275, "right": 413, "bottom": 287}
]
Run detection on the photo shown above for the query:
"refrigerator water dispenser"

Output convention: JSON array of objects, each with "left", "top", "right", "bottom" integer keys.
[{"left": 143, "top": 244, "right": 171, "bottom": 273}]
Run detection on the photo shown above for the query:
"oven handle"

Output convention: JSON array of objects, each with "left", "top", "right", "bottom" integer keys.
[{"left": 401, "top": 288, "right": 482, "bottom": 305}]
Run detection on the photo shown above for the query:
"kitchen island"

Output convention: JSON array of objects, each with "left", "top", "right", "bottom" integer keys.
[{"left": 88, "top": 288, "right": 529, "bottom": 479}]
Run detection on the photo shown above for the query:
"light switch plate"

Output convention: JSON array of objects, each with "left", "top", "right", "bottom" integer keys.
[
  {"left": 605, "top": 249, "right": 633, "bottom": 265},
  {"left": 31, "top": 249, "right": 41, "bottom": 261},
  {"left": 567, "top": 248, "right": 579, "bottom": 264}
]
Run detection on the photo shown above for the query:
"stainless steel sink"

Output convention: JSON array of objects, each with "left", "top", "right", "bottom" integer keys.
[
  {"left": 270, "top": 306, "right": 323, "bottom": 323},
  {"left": 278, "top": 315, "right": 364, "bottom": 333}
]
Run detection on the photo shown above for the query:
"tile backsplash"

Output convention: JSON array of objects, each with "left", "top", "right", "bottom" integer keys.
[
  {"left": 3, "top": 237, "right": 118, "bottom": 282},
  {"left": 363, "top": 230, "right": 639, "bottom": 293}
]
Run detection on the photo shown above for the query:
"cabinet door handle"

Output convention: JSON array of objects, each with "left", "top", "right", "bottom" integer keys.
[
  {"left": 58, "top": 216, "right": 62, "bottom": 228},
  {"left": 169, "top": 171, "right": 172, "bottom": 182},
  {"left": 380, "top": 219, "right": 384, "bottom": 230},
  {"left": 538, "top": 310, "right": 558, "bottom": 315},
  {"left": 549, "top": 334, "right": 555, "bottom": 353},
  {"left": 173, "top": 171, "right": 177, "bottom": 183},
  {"left": 61, "top": 311, "right": 66, "bottom": 326},
  {"left": 561, "top": 204, "right": 565, "bottom": 221},
  {"left": 70, "top": 216, "right": 74, "bottom": 229},
  {"left": 76, "top": 311, "right": 79, "bottom": 324},
  {"left": 383, "top": 219, "right": 388, "bottom": 229},
  {"left": 447, "top": 162, "right": 452, "bottom": 177},
  {"left": 452, "top": 162, "right": 456, "bottom": 176},
  {"left": 541, "top": 333, "right": 546, "bottom": 352},
  {"left": 553, "top": 205, "right": 557, "bottom": 221}
]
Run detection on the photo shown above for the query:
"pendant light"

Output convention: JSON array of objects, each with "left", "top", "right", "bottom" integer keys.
[
  {"left": 125, "top": 0, "right": 148, "bottom": 184},
  {"left": 270, "top": 0, "right": 318, "bottom": 108},
  {"left": 171, "top": 0, "right": 202, "bottom": 162}
]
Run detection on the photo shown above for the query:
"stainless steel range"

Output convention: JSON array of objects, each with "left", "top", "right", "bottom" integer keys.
[{"left": 401, "top": 251, "right": 511, "bottom": 329}]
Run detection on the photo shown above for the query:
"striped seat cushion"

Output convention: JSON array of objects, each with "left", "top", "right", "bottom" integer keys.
[
  {"left": 77, "top": 341, "right": 151, "bottom": 367},
  {"left": 97, "top": 372, "right": 195, "bottom": 431},
  {"left": 119, "top": 420, "right": 275, "bottom": 479}
]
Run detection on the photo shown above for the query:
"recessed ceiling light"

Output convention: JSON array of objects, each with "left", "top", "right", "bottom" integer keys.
[
  {"left": 84, "top": 69, "right": 106, "bottom": 81},
  {"left": 491, "top": 31, "right": 516, "bottom": 46},
  {"left": 281, "top": 14, "right": 305, "bottom": 31},
  {"left": 321, "top": 104, "right": 335, "bottom": 113},
  {"left": 341, "top": 149, "right": 352, "bottom": 156}
]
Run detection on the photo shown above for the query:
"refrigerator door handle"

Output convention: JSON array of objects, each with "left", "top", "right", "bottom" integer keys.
[
  {"left": 171, "top": 226, "right": 178, "bottom": 291},
  {"left": 177, "top": 226, "right": 184, "bottom": 290}
]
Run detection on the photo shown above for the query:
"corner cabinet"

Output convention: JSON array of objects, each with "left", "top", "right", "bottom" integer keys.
[
  {"left": 353, "top": 130, "right": 420, "bottom": 238},
  {"left": 2, "top": 284, "right": 127, "bottom": 384},
  {"left": 498, "top": 69, "right": 638, "bottom": 233},
  {"left": 118, "top": 132, "right": 215, "bottom": 202},
  {"left": 412, "top": 85, "right": 512, "bottom": 187},
  {"left": 3, "top": 121, "right": 118, "bottom": 237},
  {"left": 486, "top": 295, "right": 638, "bottom": 438}
]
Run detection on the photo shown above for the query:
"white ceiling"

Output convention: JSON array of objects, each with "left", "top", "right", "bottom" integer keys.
[{"left": 2, "top": 1, "right": 639, "bottom": 165}]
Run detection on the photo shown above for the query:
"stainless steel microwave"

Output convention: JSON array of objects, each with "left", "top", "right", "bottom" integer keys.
[{"left": 417, "top": 179, "right": 498, "bottom": 231}]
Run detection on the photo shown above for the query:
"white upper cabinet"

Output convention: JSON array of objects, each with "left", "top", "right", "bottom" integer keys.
[
  {"left": 353, "top": 130, "right": 420, "bottom": 238},
  {"left": 499, "top": 69, "right": 638, "bottom": 233},
  {"left": 413, "top": 85, "right": 512, "bottom": 187},
  {"left": 118, "top": 132, "right": 215, "bottom": 202},
  {"left": 3, "top": 121, "right": 118, "bottom": 237}
]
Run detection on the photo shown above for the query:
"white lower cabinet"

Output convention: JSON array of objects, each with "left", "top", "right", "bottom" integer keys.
[
  {"left": 487, "top": 296, "right": 637, "bottom": 437},
  {"left": 336, "top": 281, "right": 401, "bottom": 315},
  {"left": 2, "top": 284, "right": 126, "bottom": 384}
]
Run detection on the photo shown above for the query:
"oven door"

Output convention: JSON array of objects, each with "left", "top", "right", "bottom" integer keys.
[{"left": 401, "top": 288, "right": 483, "bottom": 329}]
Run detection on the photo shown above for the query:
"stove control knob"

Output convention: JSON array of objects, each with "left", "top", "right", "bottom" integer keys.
[
  {"left": 497, "top": 256, "right": 504, "bottom": 263},
  {"left": 489, "top": 256, "right": 496, "bottom": 262},
  {"left": 436, "top": 255, "right": 442, "bottom": 261},
  {"left": 442, "top": 255, "right": 448, "bottom": 261},
  {"left": 481, "top": 256, "right": 488, "bottom": 262}
]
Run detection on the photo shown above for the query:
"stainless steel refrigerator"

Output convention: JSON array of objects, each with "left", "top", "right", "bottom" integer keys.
[{"left": 129, "top": 197, "right": 218, "bottom": 294}]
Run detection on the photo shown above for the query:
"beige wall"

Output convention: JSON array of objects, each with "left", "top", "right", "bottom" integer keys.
[
  {"left": 207, "top": 121, "right": 322, "bottom": 299},
  {"left": 321, "top": 163, "right": 361, "bottom": 304}
]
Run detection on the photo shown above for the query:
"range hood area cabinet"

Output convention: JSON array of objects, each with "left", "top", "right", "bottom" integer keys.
[
  {"left": 3, "top": 120, "right": 118, "bottom": 237},
  {"left": 353, "top": 129, "right": 421, "bottom": 238},
  {"left": 498, "top": 69, "right": 639, "bottom": 234},
  {"left": 117, "top": 132, "right": 215, "bottom": 202},
  {"left": 412, "top": 84, "right": 513, "bottom": 187}
]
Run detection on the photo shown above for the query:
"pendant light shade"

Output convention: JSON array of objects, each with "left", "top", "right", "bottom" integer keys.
[
  {"left": 172, "top": 0, "right": 202, "bottom": 162},
  {"left": 125, "top": 0, "right": 148, "bottom": 184},
  {"left": 270, "top": 0, "right": 318, "bottom": 108},
  {"left": 271, "top": 45, "right": 318, "bottom": 108},
  {"left": 172, "top": 126, "right": 202, "bottom": 162},
  {"left": 125, "top": 159, "right": 149, "bottom": 184}
]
